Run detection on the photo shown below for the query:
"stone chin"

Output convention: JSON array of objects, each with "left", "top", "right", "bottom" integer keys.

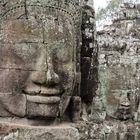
[
  {"left": 26, "top": 97, "right": 60, "bottom": 119},
  {"left": 25, "top": 90, "right": 61, "bottom": 118}
]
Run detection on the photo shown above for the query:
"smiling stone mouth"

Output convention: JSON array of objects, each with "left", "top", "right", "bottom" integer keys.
[
  {"left": 23, "top": 87, "right": 62, "bottom": 96},
  {"left": 22, "top": 87, "right": 62, "bottom": 104},
  {"left": 26, "top": 95, "right": 60, "bottom": 104}
]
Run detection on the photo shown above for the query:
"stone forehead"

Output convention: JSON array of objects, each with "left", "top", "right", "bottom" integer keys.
[
  {"left": 0, "top": 19, "right": 74, "bottom": 44},
  {"left": 0, "top": 0, "right": 81, "bottom": 71},
  {"left": 0, "top": 0, "right": 81, "bottom": 46}
]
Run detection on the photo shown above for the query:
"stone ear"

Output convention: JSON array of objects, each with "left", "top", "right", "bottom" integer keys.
[
  {"left": 75, "top": 72, "right": 81, "bottom": 85},
  {"left": 72, "top": 72, "right": 81, "bottom": 97}
]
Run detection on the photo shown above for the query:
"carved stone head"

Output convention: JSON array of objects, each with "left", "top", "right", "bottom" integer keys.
[{"left": 0, "top": 0, "right": 81, "bottom": 123}]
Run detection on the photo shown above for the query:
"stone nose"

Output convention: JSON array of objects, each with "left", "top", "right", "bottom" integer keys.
[
  {"left": 120, "top": 94, "right": 131, "bottom": 107},
  {"left": 30, "top": 48, "right": 60, "bottom": 86}
]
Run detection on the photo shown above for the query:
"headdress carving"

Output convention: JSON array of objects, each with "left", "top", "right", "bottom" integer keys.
[{"left": 0, "top": 0, "right": 80, "bottom": 23}]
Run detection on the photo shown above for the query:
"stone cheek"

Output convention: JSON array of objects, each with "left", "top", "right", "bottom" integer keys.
[
  {"left": 26, "top": 101, "right": 59, "bottom": 118},
  {"left": 0, "top": 94, "right": 26, "bottom": 117}
]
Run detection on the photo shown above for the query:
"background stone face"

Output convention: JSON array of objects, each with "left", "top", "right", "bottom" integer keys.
[{"left": 97, "top": 3, "right": 140, "bottom": 121}]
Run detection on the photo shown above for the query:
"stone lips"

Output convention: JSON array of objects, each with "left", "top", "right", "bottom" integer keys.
[{"left": 26, "top": 95, "right": 60, "bottom": 104}]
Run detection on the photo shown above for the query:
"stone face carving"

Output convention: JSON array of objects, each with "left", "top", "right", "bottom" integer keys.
[
  {"left": 0, "top": 0, "right": 82, "bottom": 123},
  {"left": 97, "top": 3, "right": 140, "bottom": 121}
]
